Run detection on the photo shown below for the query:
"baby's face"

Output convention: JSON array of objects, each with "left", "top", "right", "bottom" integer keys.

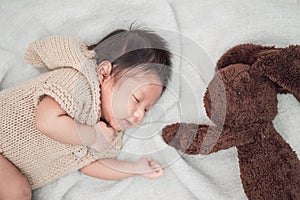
[{"left": 100, "top": 74, "right": 163, "bottom": 131}]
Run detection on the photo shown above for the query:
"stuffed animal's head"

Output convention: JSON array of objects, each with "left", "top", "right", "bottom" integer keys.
[{"left": 204, "top": 63, "right": 278, "bottom": 129}]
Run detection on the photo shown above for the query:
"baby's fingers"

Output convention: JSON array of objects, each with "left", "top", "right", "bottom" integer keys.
[
  {"left": 149, "top": 161, "right": 163, "bottom": 172},
  {"left": 153, "top": 167, "right": 164, "bottom": 177}
]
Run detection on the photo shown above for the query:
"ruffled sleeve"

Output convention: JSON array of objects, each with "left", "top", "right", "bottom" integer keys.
[
  {"left": 24, "top": 35, "right": 96, "bottom": 71},
  {"left": 27, "top": 35, "right": 101, "bottom": 125}
]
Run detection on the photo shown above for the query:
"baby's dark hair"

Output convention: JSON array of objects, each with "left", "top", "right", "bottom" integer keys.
[{"left": 88, "top": 27, "right": 172, "bottom": 93}]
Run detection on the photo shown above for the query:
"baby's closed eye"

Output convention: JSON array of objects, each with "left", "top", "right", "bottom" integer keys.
[{"left": 132, "top": 94, "right": 140, "bottom": 103}]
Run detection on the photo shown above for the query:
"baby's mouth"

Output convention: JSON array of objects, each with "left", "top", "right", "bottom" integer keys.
[
  {"left": 107, "top": 119, "right": 134, "bottom": 131},
  {"left": 123, "top": 119, "right": 132, "bottom": 129},
  {"left": 120, "top": 119, "right": 136, "bottom": 130}
]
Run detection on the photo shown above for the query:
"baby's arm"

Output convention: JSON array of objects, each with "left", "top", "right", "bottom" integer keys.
[
  {"left": 80, "top": 158, "right": 164, "bottom": 180},
  {"left": 35, "top": 95, "right": 114, "bottom": 151}
]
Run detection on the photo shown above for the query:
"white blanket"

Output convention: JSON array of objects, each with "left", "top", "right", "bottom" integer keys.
[{"left": 0, "top": 0, "right": 299, "bottom": 199}]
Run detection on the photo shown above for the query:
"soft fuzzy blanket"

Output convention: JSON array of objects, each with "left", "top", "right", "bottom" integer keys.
[{"left": 0, "top": 0, "right": 299, "bottom": 199}]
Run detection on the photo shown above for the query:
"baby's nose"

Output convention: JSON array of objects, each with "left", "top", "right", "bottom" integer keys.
[{"left": 132, "top": 107, "right": 145, "bottom": 126}]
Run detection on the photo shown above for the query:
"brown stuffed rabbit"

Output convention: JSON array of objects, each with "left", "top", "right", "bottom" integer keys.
[{"left": 162, "top": 44, "right": 300, "bottom": 200}]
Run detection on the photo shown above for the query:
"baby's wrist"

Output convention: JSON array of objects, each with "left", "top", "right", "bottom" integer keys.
[{"left": 74, "top": 122, "right": 97, "bottom": 146}]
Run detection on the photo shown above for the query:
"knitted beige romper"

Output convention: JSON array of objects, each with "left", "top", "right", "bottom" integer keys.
[{"left": 0, "top": 36, "right": 123, "bottom": 189}]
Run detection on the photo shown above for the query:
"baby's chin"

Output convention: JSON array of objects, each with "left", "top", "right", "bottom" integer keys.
[
  {"left": 109, "top": 120, "right": 124, "bottom": 131},
  {"left": 99, "top": 117, "right": 117, "bottom": 131},
  {"left": 114, "top": 119, "right": 136, "bottom": 131}
]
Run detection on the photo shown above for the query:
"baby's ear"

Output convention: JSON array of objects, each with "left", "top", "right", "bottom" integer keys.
[
  {"left": 254, "top": 45, "right": 300, "bottom": 102},
  {"left": 97, "top": 60, "right": 113, "bottom": 84},
  {"left": 216, "top": 44, "right": 277, "bottom": 71}
]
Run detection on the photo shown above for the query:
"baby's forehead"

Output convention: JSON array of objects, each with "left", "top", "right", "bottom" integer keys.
[
  {"left": 118, "top": 71, "right": 162, "bottom": 85},
  {"left": 120, "top": 76, "right": 162, "bottom": 90},
  {"left": 113, "top": 76, "right": 162, "bottom": 99}
]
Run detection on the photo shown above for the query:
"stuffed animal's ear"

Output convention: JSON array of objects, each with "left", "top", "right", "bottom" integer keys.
[
  {"left": 216, "top": 44, "right": 278, "bottom": 71},
  {"left": 254, "top": 45, "right": 300, "bottom": 102}
]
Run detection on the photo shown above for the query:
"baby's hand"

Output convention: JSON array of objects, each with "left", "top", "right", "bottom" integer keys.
[
  {"left": 134, "top": 157, "right": 164, "bottom": 179},
  {"left": 89, "top": 121, "right": 115, "bottom": 152},
  {"left": 96, "top": 121, "right": 115, "bottom": 142}
]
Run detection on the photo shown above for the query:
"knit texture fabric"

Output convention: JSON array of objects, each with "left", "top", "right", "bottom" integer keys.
[{"left": 0, "top": 36, "right": 123, "bottom": 189}]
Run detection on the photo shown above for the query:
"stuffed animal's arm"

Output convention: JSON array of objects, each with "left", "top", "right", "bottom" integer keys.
[{"left": 162, "top": 123, "right": 254, "bottom": 155}]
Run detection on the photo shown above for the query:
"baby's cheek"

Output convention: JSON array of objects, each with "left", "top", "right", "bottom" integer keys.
[
  {"left": 127, "top": 101, "right": 137, "bottom": 118},
  {"left": 112, "top": 94, "right": 131, "bottom": 118}
]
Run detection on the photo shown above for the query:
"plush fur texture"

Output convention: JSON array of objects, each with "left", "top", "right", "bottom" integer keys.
[{"left": 162, "top": 44, "right": 300, "bottom": 200}]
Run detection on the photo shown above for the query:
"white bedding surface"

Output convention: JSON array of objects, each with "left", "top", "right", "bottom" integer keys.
[{"left": 0, "top": 0, "right": 299, "bottom": 199}]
